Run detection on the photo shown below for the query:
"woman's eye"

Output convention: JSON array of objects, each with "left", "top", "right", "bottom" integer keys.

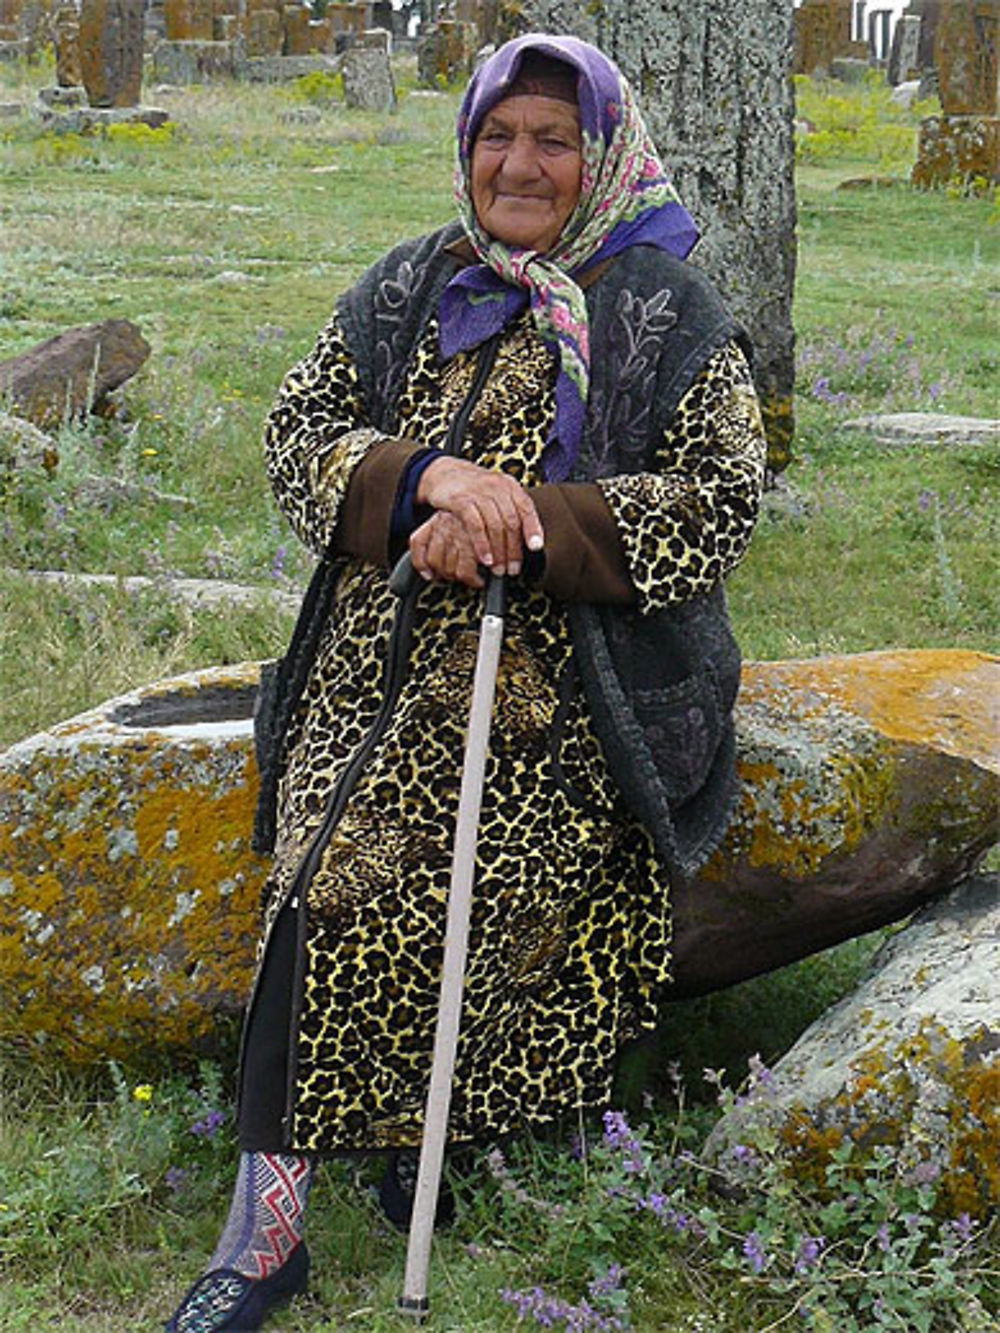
[{"left": 540, "top": 137, "right": 575, "bottom": 153}]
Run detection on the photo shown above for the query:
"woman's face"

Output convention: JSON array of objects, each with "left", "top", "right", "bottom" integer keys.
[{"left": 470, "top": 95, "right": 582, "bottom": 254}]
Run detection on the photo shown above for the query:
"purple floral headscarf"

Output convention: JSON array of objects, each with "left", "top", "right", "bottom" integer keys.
[{"left": 440, "top": 33, "right": 698, "bottom": 482}]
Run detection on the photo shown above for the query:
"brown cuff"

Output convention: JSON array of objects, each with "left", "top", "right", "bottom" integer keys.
[
  {"left": 332, "top": 437, "right": 423, "bottom": 567},
  {"left": 531, "top": 482, "right": 637, "bottom": 604}
]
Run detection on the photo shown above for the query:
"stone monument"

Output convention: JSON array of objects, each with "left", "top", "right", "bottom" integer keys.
[
  {"left": 508, "top": 0, "right": 798, "bottom": 473},
  {"left": 79, "top": 0, "right": 144, "bottom": 107},
  {"left": 886, "top": 11, "right": 923, "bottom": 83},
  {"left": 794, "top": 0, "right": 867, "bottom": 74},
  {"left": 36, "top": 0, "right": 169, "bottom": 128},
  {"left": 54, "top": 2, "right": 82, "bottom": 86},
  {"left": 913, "top": 0, "right": 1000, "bottom": 186},
  {"left": 342, "top": 41, "right": 395, "bottom": 109}
]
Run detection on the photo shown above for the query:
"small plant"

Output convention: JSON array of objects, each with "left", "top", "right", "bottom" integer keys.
[
  {"left": 796, "top": 322, "right": 951, "bottom": 412},
  {"left": 290, "top": 70, "right": 342, "bottom": 103},
  {"left": 486, "top": 1069, "right": 999, "bottom": 1333}
]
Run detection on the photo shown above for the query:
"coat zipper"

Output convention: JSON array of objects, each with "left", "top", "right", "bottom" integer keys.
[{"left": 274, "top": 330, "right": 503, "bottom": 1145}]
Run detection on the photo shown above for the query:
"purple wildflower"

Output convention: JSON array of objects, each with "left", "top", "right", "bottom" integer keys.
[
  {"left": 794, "top": 1235, "right": 825, "bottom": 1274},
  {"left": 602, "top": 1110, "right": 646, "bottom": 1175},
  {"left": 876, "top": 1222, "right": 891, "bottom": 1252},
  {"left": 501, "top": 1285, "right": 624, "bottom": 1331},
  {"left": 742, "top": 1231, "right": 768, "bottom": 1275},
  {"left": 747, "top": 1054, "right": 775, "bottom": 1088},
  {"left": 190, "top": 1108, "right": 226, "bottom": 1138},
  {"left": 950, "top": 1212, "right": 975, "bottom": 1243},
  {"left": 165, "top": 1166, "right": 189, "bottom": 1194},
  {"left": 587, "top": 1264, "right": 625, "bottom": 1300},
  {"left": 270, "top": 544, "right": 287, "bottom": 580}
]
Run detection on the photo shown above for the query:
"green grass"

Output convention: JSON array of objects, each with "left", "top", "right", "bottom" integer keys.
[{"left": 0, "top": 62, "right": 998, "bottom": 1331}]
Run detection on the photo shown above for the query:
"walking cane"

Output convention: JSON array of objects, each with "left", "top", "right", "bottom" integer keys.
[{"left": 390, "top": 552, "right": 506, "bottom": 1321}]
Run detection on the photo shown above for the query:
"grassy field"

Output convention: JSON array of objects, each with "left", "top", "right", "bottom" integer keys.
[{"left": 0, "top": 58, "right": 998, "bottom": 1332}]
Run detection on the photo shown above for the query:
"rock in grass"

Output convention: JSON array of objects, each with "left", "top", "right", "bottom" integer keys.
[
  {"left": 0, "top": 650, "right": 996, "bottom": 1065},
  {"left": 0, "top": 664, "right": 265, "bottom": 1064},
  {"left": 674, "top": 649, "right": 999, "bottom": 995},
  {"left": 0, "top": 319, "right": 151, "bottom": 427},
  {"left": 709, "top": 873, "right": 1000, "bottom": 1217},
  {"left": 841, "top": 413, "right": 1000, "bottom": 446},
  {"left": 0, "top": 410, "right": 59, "bottom": 476}
]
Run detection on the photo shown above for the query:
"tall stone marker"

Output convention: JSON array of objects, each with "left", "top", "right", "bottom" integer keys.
[
  {"left": 79, "top": 0, "right": 144, "bottom": 107},
  {"left": 794, "top": 0, "right": 865, "bottom": 74},
  {"left": 913, "top": 0, "right": 1000, "bottom": 185},
  {"left": 510, "top": 1, "right": 798, "bottom": 472},
  {"left": 887, "top": 12, "right": 923, "bottom": 83}
]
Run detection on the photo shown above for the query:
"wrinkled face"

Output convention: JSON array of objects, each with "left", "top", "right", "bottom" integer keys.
[{"left": 470, "top": 95, "right": 583, "bottom": 254}]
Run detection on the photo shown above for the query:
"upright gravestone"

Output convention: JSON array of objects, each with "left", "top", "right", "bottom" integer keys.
[
  {"left": 282, "top": 1, "right": 311, "bottom": 53},
  {"left": 79, "top": 0, "right": 144, "bottom": 107},
  {"left": 342, "top": 42, "right": 395, "bottom": 109},
  {"left": 887, "top": 11, "right": 923, "bottom": 82},
  {"left": 246, "top": 3, "right": 282, "bottom": 56},
  {"left": 55, "top": 2, "right": 82, "bottom": 85},
  {"left": 0, "top": 0, "right": 21, "bottom": 45},
  {"left": 510, "top": 0, "right": 798, "bottom": 473},
  {"left": 913, "top": 0, "right": 999, "bottom": 185},
  {"left": 794, "top": 0, "right": 855, "bottom": 73}
]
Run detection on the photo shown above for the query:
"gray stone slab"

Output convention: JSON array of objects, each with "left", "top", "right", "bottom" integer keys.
[{"left": 842, "top": 412, "right": 1000, "bottom": 445}]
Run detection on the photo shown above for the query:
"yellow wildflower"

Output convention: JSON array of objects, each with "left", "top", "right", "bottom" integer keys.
[{"left": 133, "top": 1084, "right": 153, "bottom": 1102}]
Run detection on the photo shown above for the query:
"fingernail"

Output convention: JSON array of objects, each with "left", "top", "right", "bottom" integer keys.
[
  {"left": 419, "top": 570, "right": 432, "bottom": 581},
  {"left": 527, "top": 535, "right": 543, "bottom": 551},
  {"left": 509, "top": 562, "right": 521, "bottom": 576},
  {"left": 481, "top": 553, "right": 493, "bottom": 565}
]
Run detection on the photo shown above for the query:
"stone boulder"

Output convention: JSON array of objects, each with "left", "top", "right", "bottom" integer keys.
[
  {"left": 0, "top": 650, "right": 996, "bottom": 1064},
  {"left": 842, "top": 412, "right": 1000, "bottom": 447},
  {"left": 671, "top": 649, "right": 998, "bottom": 995},
  {"left": 0, "top": 409, "right": 58, "bottom": 477},
  {"left": 0, "top": 319, "right": 151, "bottom": 427},
  {"left": 709, "top": 873, "right": 1000, "bottom": 1216}
]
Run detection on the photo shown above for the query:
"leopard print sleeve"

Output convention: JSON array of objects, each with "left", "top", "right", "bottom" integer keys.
[
  {"left": 597, "top": 341, "right": 767, "bottom": 615},
  {"left": 263, "top": 314, "right": 389, "bottom": 556}
]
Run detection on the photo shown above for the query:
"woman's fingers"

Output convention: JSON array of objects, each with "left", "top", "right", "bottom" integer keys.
[
  {"left": 415, "top": 457, "right": 544, "bottom": 574},
  {"left": 409, "top": 512, "right": 485, "bottom": 589}
]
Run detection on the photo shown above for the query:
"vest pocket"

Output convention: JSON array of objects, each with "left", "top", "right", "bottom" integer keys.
[{"left": 633, "top": 662, "right": 723, "bottom": 808}]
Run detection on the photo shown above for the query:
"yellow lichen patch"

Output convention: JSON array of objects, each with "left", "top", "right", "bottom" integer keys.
[
  {"left": 773, "top": 1021, "right": 1000, "bottom": 1219},
  {"left": 0, "top": 739, "right": 269, "bottom": 1065},
  {"left": 742, "top": 651, "right": 1000, "bottom": 775}
]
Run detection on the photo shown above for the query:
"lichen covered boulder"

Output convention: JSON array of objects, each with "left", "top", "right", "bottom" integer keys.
[
  {"left": 677, "top": 649, "right": 999, "bottom": 994},
  {"left": 0, "top": 649, "right": 996, "bottom": 1065},
  {"left": 0, "top": 664, "right": 269, "bottom": 1063},
  {"left": 709, "top": 873, "right": 1000, "bottom": 1217}
]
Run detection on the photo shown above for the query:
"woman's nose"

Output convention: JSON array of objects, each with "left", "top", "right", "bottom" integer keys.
[{"left": 503, "top": 133, "right": 542, "bottom": 178}]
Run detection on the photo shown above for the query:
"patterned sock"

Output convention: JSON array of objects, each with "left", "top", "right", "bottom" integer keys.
[{"left": 208, "top": 1151, "right": 313, "bottom": 1279}]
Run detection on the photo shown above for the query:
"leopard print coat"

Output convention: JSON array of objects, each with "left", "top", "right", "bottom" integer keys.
[{"left": 252, "top": 306, "right": 766, "bottom": 1155}]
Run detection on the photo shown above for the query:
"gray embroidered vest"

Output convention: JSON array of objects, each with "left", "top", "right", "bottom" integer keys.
[{"left": 335, "top": 222, "right": 750, "bottom": 879}]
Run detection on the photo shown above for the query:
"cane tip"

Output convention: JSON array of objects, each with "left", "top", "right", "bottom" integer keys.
[{"left": 398, "top": 1294, "right": 430, "bottom": 1322}]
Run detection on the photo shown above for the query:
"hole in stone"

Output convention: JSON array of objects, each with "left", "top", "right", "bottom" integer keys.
[{"left": 110, "top": 685, "right": 258, "bottom": 727}]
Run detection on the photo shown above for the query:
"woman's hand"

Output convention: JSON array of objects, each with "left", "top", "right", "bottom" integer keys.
[
  {"left": 409, "top": 511, "right": 490, "bottom": 589},
  {"left": 415, "top": 456, "right": 544, "bottom": 577}
]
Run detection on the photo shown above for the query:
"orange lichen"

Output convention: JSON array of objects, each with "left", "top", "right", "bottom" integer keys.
[
  {"left": 740, "top": 650, "right": 1000, "bottom": 775},
  {"left": 770, "top": 1023, "right": 1000, "bottom": 1218},
  {"left": 0, "top": 738, "right": 269, "bottom": 1066}
]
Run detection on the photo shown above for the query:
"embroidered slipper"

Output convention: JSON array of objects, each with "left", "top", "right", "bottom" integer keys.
[{"left": 164, "top": 1240, "right": 309, "bottom": 1332}]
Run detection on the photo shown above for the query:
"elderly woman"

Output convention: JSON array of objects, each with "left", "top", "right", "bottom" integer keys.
[{"left": 166, "top": 31, "right": 767, "bottom": 1333}]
